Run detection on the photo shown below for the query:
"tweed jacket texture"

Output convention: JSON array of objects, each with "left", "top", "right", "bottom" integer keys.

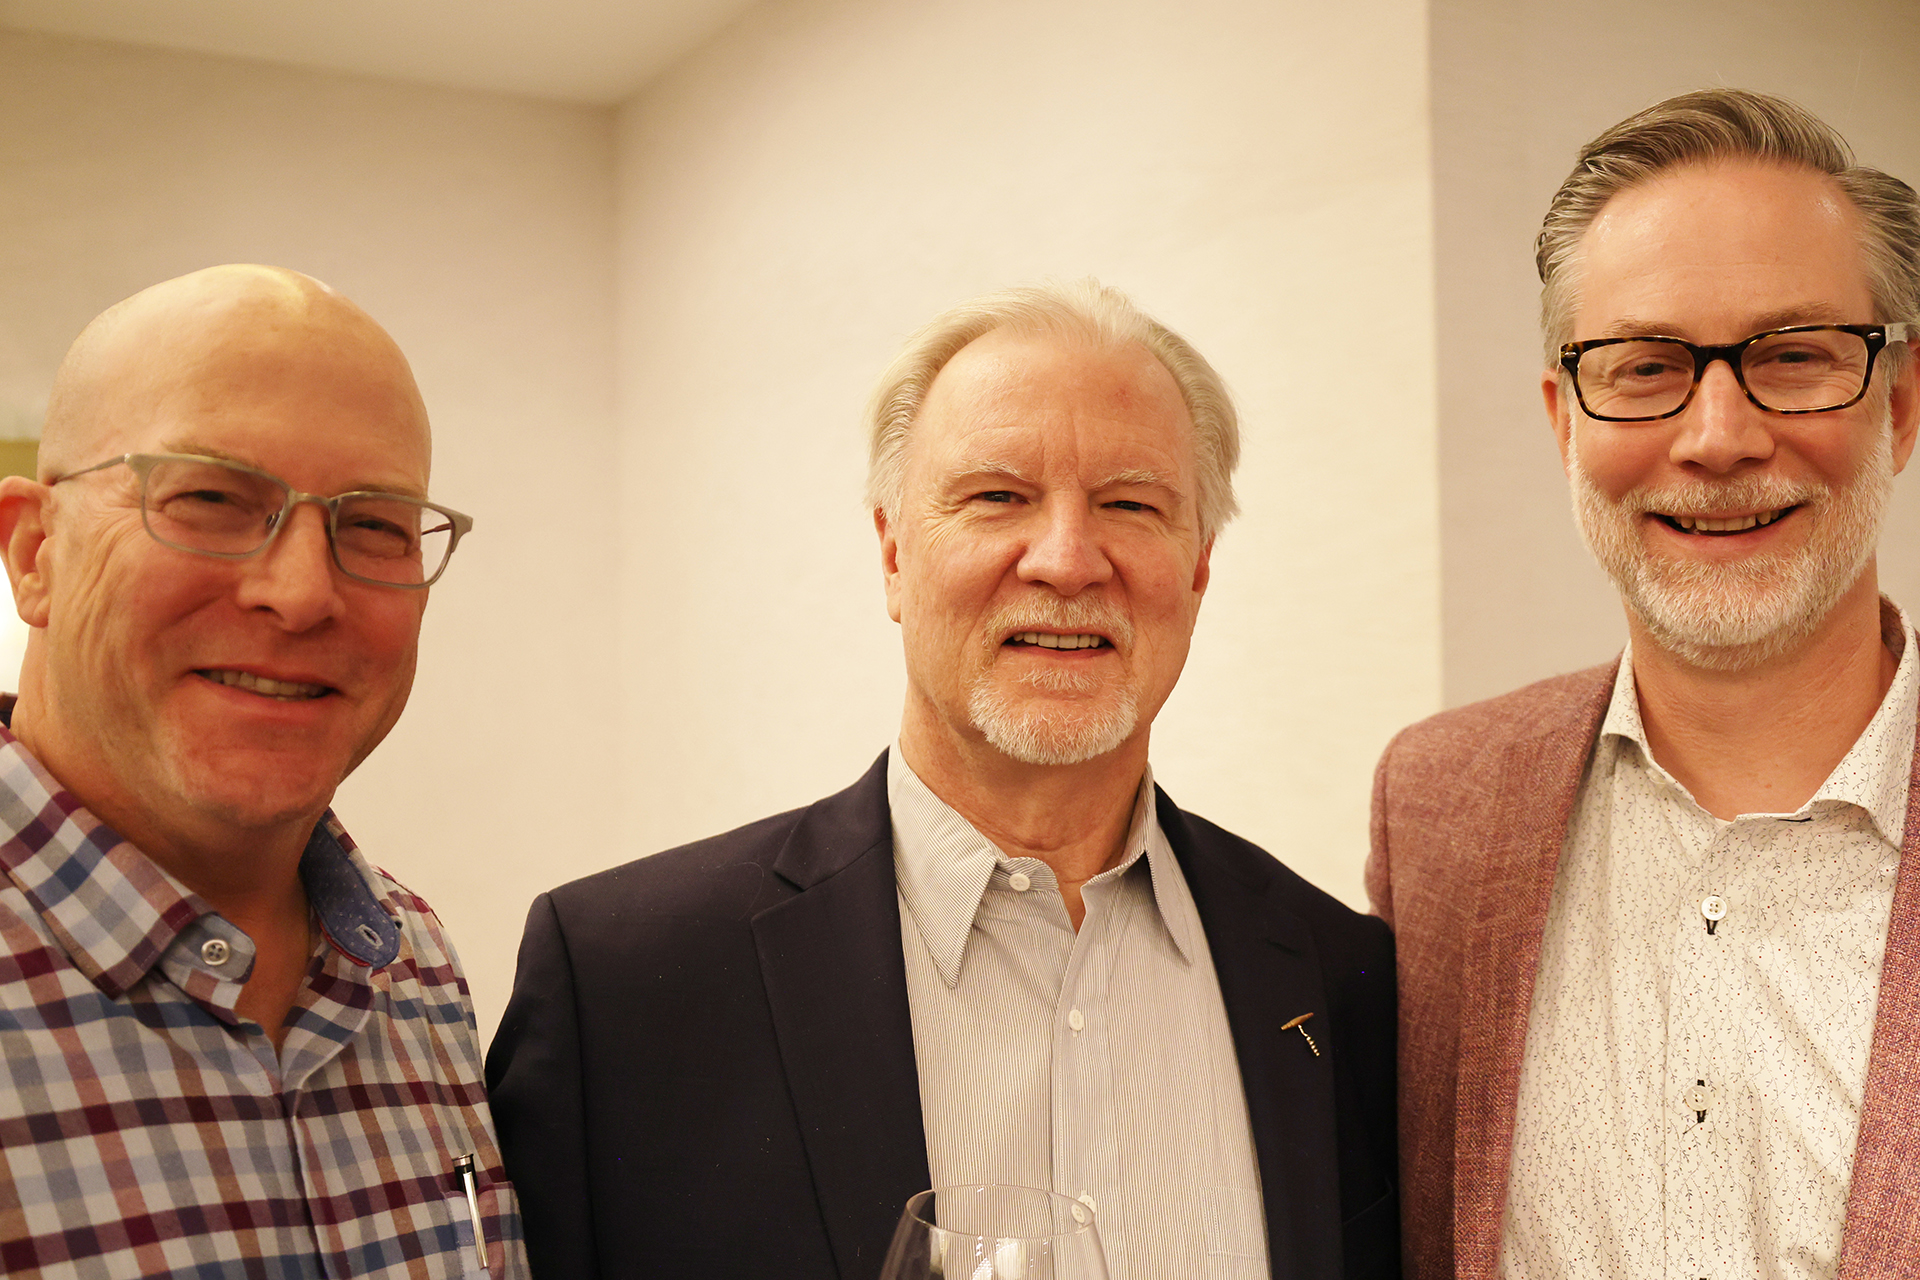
[{"left": 1367, "top": 663, "right": 1920, "bottom": 1280}]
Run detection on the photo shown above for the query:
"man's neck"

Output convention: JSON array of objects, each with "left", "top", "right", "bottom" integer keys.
[
  {"left": 1629, "top": 572, "right": 1899, "bottom": 820},
  {"left": 898, "top": 713, "right": 1148, "bottom": 930}
]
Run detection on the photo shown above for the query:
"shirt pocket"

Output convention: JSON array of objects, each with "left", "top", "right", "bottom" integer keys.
[{"left": 442, "top": 1180, "right": 494, "bottom": 1280}]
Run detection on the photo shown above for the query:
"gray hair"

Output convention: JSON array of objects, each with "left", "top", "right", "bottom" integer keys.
[
  {"left": 865, "top": 278, "right": 1240, "bottom": 542},
  {"left": 1536, "top": 88, "right": 1920, "bottom": 361}
]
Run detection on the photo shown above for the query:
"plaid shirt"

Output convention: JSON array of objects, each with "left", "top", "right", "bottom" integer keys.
[{"left": 0, "top": 722, "right": 526, "bottom": 1279}]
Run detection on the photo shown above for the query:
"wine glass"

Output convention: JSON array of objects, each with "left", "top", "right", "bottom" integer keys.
[{"left": 878, "top": 1184, "right": 1110, "bottom": 1280}]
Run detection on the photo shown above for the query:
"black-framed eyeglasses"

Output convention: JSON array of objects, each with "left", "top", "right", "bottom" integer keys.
[
  {"left": 1558, "top": 322, "right": 1912, "bottom": 422},
  {"left": 49, "top": 452, "right": 473, "bottom": 588}
]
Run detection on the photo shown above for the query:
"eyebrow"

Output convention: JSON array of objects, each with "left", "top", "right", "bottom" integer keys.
[
  {"left": 1093, "top": 467, "right": 1178, "bottom": 492},
  {"left": 161, "top": 440, "right": 429, "bottom": 499},
  {"left": 1600, "top": 304, "right": 1858, "bottom": 340}
]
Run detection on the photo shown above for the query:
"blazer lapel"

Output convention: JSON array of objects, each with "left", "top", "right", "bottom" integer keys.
[
  {"left": 752, "top": 754, "right": 930, "bottom": 1280},
  {"left": 1838, "top": 719, "right": 1920, "bottom": 1276},
  {"left": 1453, "top": 668, "right": 1613, "bottom": 1280},
  {"left": 1161, "top": 796, "right": 1342, "bottom": 1280}
]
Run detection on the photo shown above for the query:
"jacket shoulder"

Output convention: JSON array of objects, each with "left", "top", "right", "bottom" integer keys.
[
  {"left": 541, "top": 805, "right": 810, "bottom": 924},
  {"left": 1387, "top": 662, "right": 1615, "bottom": 766}
]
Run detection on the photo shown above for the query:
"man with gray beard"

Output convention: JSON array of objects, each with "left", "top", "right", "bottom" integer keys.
[
  {"left": 488, "top": 280, "right": 1399, "bottom": 1280},
  {"left": 1371, "top": 89, "right": 1920, "bottom": 1279}
]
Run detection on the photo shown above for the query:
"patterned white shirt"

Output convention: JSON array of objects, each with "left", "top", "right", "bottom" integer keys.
[
  {"left": 889, "top": 747, "right": 1267, "bottom": 1280},
  {"left": 1500, "top": 604, "right": 1917, "bottom": 1280}
]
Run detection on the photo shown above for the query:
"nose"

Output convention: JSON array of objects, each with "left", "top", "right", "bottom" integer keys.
[
  {"left": 233, "top": 500, "right": 347, "bottom": 630},
  {"left": 1669, "top": 356, "right": 1776, "bottom": 474},
  {"left": 1016, "top": 497, "right": 1114, "bottom": 596}
]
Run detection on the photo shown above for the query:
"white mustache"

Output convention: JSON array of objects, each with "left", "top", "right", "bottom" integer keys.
[
  {"left": 986, "top": 599, "right": 1135, "bottom": 650},
  {"left": 1623, "top": 475, "right": 1824, "bottom": 517}
]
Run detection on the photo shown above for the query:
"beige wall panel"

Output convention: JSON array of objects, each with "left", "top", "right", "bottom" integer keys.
[
  {"left": 613, "top": 0, "right": 1439, "bottom": 908},
  {"left": 1433, "top": 0, "right": 1920, "bottom": 707},
  {"left": 0, "top": 30, "right": 619, "bottom": 1035}
]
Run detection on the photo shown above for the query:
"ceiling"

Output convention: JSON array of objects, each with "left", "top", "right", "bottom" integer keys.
[{"left": 0, "top": 0, "right": 765, "bottom": 105}]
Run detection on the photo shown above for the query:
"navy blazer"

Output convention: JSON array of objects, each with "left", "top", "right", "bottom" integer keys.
[{"left": 487, "top": 754, "right": 1399, "bottom": 1279}]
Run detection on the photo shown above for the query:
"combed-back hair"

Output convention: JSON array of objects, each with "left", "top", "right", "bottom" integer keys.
[
  {"left": 1536, "top": 88, "right": 1920, "bottom": 361},
  {"left": 864, "top": 278, "right": 1240, "bottom": 541}
]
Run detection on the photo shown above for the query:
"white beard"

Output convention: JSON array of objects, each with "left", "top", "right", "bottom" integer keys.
[
  {"left": 966, "top": 597, "right": 1139, "bottom": 766},
  {"left": 1568, "top": 414, "right": 1894, "bottom": 671}
]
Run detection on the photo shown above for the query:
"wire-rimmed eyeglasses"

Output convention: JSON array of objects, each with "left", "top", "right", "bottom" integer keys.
[
  {"left": 50, "top": 452, "right": 473, "bottom": 588},
  {"left": 1558, "top": 322, "right": 1912, "bottom": 422}
]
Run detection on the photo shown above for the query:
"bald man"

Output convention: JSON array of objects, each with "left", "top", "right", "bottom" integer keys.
[{"left": 0, "top": 267, "right": 524, "bottom": 1279}]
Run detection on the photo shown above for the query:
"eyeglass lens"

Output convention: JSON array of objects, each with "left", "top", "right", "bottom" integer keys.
[
  {"left": 141, "top": 457, "right": 454, "bottom": 585},
  {"left": 1576, "top": 329, "right": 1873, "bottom": 419}
]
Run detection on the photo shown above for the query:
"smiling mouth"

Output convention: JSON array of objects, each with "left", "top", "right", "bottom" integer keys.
[
  {"left": 1657, "top": 506, "right": 1797, "bottom": 536},
  {"left": 1006, "top": 631, "right": 1111, "bottom": 651},
  {"left": 197, "top": 669, "right": 334, "bottom": 700}
]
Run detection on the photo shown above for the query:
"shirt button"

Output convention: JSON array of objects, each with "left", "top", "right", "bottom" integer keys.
[
  {"left": 1700, "top": 895, "right": 1727, "bottom": 922},
  {"left": 1683, "top": 1082, "right": 1717, "bottom": 1112},
  {"left": 1067, "top": 1008, "right": 1085, "bottom": 1032},
  {"left": 1069, "top": 1198, "right": 1092, "bottom": 1225},
  {"left": 1077, "top": 1193, "right": 1098, "bottom": 1216},
  {"left": 200, "top": 938, "right": 231, "bottom": 967},
  {"left": 1008, "top": 872, "right": 1032, "bottom": 892}
]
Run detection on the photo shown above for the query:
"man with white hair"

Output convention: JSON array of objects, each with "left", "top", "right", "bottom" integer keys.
[
  {"left": 1372, "top": 89, "right": 1920, "bottom": 1277},
  {"left": 489, "top": 280, "right": 1399, "bottom": 1280}
]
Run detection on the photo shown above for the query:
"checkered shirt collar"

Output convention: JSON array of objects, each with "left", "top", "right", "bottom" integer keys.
[{"left": 0, "top": 712, "right": 400, "bottom": 999}]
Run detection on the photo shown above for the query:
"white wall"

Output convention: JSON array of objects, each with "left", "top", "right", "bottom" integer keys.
[
  {"left": 0, "top": 30, "right": 620, "bottom": 1035},
  {"left": 613, "top": 0, "right": 1440, "bottom": 908},
  {"left": 1432, "top": 0, "right": 1920, "bottom": 707}
]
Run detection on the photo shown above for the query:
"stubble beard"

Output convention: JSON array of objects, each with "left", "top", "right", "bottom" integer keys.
[
  {"left": 1568, "top": 414, "right": 1895, "bottom": 671},
  {"left": 965, "top": 598, "right": 1139, "bottom": 766}
]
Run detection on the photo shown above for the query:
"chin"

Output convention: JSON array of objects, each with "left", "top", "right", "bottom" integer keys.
[
  {"left": 966, "top": 684, "right": 1140, "bottom": 766},
  {"left": 171, "top": 756, "right": 343, "bottom": 832}
]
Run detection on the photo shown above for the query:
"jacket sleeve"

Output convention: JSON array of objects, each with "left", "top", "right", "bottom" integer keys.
[{"left": 486, "top": 893, "right": 596, "bottom": 1280}]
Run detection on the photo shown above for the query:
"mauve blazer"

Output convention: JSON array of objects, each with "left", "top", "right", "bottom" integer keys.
[{"left": 1369, "top": 663, "right": 1920, "bottom": 1280}]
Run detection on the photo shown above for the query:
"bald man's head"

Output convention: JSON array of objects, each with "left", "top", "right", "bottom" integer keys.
[
  {"left": 0, "top": 264, "right": 444, "bottom": 869},
  {"left": 39, "top": 265, "right": 430, "bottom": 482}
]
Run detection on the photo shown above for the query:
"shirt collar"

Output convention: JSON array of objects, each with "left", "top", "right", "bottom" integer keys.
[
  {"left": 0, "top": 721, "right": 400, "bottom": 999},
  {"left": 1602, "top": 597, "right": 1918, "bottom": 841},
  {"left": 889, "top": 745, "right": 1195, "bottom": 988}
]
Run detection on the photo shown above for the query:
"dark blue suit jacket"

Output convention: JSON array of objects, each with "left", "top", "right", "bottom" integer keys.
[{"left": 487, "top": 754, "right": 1399, "bottom": 1279}]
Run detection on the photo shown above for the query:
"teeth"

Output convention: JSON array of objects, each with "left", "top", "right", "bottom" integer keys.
[
  {"left": 1013, "top": 631, "right": 1106, "bottom": 650},
  {"left": 203, "top": 670, "right": 329, "bottom": 700},
  {"left": 1673, "top": 508, "right": 1785, "bottom": 533}
]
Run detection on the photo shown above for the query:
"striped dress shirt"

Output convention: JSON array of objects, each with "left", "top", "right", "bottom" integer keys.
[
  {"left": 0, "top": 720, "right": 525, "bottom": 1280},
  {"left": 889, "top": 746, "right": 1267, "bottom": 1280}
]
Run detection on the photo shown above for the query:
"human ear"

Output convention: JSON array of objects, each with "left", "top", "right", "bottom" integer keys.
[
  {"left": 875, "top": 507, "right": 903, "bottom": 624},
  {"left": 1543, "top": 369, "right": 1575, "bottom": 466},
  {"left": 0, "top": 477, "right": 53, "bottom": 629},
  {"left": 1885, "top": 349, "right": 1920, "bottom": 475}
]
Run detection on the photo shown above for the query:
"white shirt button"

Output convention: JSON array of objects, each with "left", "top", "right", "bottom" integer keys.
[
  {"left": 1008, "top": 872, "right": 1032, "bottom": 892},
  {"left": 200, "top": 938, "right": 231, "bottom": 967},
  {"left": 1077, "top": 1193, "right": 1098, "bottom": 1217},
  {"left": 1700, "top": 895, "right": 1728, "bottom": 922},
  {"left": 1683, "top": 1082, "right": 1717, "bottom": 1112},
  {"left": 1067, "top": 1008, "right": 1085, "bottom": 1032},
  {"left": 1069, "top": 1198, "right": 1091, "bottom": 1225}
]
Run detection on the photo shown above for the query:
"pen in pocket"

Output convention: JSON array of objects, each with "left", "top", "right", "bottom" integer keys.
[{"left": 452, "top": 1152, "right": 488, "bottom": 1270}]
